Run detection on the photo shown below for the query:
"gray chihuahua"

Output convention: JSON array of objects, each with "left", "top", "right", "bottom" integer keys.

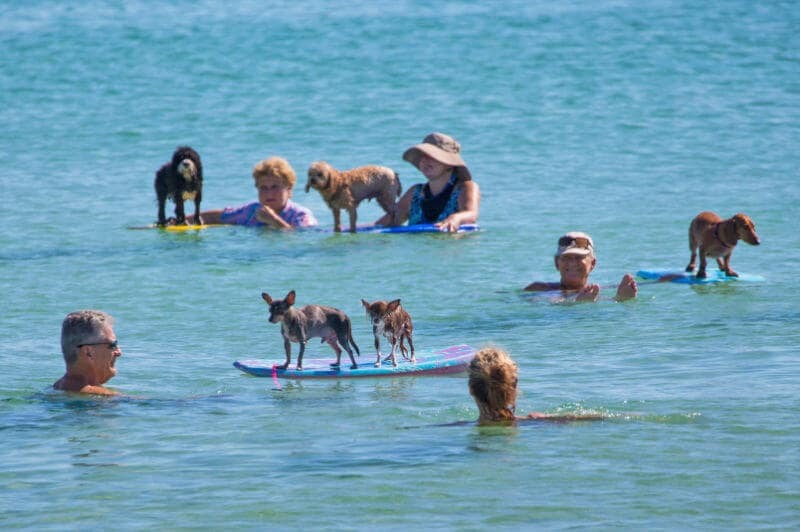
[{"left": 262, "top": 290, "right": 360, "bottom": 370}]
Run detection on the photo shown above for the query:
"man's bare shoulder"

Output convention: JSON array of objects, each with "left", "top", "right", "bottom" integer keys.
[
  {"left": 79, "top": 385, "right": 119, "bottom": 396},
  {"left": 523, "top": 281, "right": 562, "bottom": 292},
  {"left": 53, "top": 379, "right": 118, "bottom": 396}
]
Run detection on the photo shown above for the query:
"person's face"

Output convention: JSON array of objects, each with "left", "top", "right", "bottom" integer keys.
[
  {"left": 555, "top": 253, "right": 596, "bottom": 289},
  {"left": 417, "top": 154, "right": 452, "bottom": 181},
  {"left": 81, "top": 327, "right": 122, "bottom": 384},
  {"left": 256, "top": 175, "right": 291, "bottom": 211}
]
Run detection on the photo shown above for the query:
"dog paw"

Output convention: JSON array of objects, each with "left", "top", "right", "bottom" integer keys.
[
  {"left": 374, "top": 362, "right": 382, "bottom": 368},
  {"left": 696, "top": 271, "right": 707, "bottom": 279},
  {"left": 725, "top": 270, "right": 739, "bottom": 277},
  {"left": 685, "top": 265, "right": 694, "bottom": 272},
  {"left": 329, "top": 362, "right": 340, "bottom": 369},
  {"left": 296, "top": 366, "right": 303, "bottom": 371},
  {"left": 350, "top": 364, "right": 358, "bottom": 369}
]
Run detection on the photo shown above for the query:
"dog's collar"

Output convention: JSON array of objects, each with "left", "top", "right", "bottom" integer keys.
[{"left": 714, "top": 225, "right": 734, "bottom": 248}]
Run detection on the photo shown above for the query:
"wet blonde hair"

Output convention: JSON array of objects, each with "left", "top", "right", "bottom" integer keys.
[
  {"left": 252, "top": 156, "right": 296, "bottom": 188},
  {"left": 468, "top": 347, "right": 518, "bottom": 422}
]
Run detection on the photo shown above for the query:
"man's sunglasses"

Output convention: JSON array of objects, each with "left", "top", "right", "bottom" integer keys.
[
  {"left": 558, "top": 236, "right": 592, "bottom": 249},
  {"left": 78, "top": 340, "right": 119, "bottom": 350}
]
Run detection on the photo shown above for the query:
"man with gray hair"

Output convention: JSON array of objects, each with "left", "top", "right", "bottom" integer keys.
[{"left": 54, "top": 310, "right": 122, "bottom": 395}]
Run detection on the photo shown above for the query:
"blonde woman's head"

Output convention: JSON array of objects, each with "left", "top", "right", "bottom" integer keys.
[
  {"left": 253, "top": 156, "right": 296, "bottom": 189},
  {"left": 468, "top": 347, "right": 518, "bottom": 423}
]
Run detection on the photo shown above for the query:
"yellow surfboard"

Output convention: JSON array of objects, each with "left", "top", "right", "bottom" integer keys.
[{"left": 127, "top": 224, "right": 226, "bottom": 231}]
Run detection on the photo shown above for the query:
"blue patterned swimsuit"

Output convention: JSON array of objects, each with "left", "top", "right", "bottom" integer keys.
[{"left": 407, "top": 174, "right": 462, "bottom": 225}]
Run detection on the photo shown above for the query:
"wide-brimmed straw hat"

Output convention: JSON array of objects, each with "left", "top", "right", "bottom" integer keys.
[{"left": 402, "top": 132, "right": 472, "bottom": 181}]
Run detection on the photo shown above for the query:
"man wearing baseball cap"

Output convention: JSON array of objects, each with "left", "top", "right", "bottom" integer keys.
[{"left": 524, "top": 232, "right": 637, "bottom": 302}]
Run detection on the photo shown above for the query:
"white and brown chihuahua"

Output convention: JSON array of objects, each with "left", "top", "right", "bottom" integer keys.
[
  {"left": 361, "top": 298, "right": 415, "bottom": 367},
  {"left": 262, "top": 290, "right": 360, "bottom": 370}
]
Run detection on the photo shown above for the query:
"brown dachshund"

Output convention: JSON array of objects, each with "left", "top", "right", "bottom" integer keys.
[{"left": 686, "top": 211, "right": 760, "bottom": 278}]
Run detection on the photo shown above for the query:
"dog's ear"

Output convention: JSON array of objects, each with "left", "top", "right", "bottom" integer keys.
[
  {"left": 262, "top": 292, "right": 272, "bottom": 304},
  {"left": 361, "top": 299, "right": 370, "bottom": 309},
  {"left": 387, "top": 299, "right": 401, "bottom": 312},
  {"left": 286, "top": 290, "right": 296, "bottom": 305},
  {"left": 314, "top": 162, "right": 331, "bottom": 185},
  {"left": 305, "top": 165, "right": 316, "bottom": 193},
  {"left": 733, "top": 213, "right": 751, "bottom": 229}
]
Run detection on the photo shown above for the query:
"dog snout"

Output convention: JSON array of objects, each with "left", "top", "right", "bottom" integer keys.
[{"left": 178, "top": 160, "right": 195, "bottom": 178}]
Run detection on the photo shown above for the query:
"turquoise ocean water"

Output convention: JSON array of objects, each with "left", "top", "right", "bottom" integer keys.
[{"left": 2, "top": 1, "right": 799, "bottom": 528}]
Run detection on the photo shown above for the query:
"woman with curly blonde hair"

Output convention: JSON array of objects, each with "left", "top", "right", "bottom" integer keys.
[
  {"left": 469, "top": 347, "right": 605, "bottom": 425},
  {"left": 468, "top": 347, "right": 519, "bottom": 423},
  {"left": 188, "top": 156, "right": 317, "bottom": 229}
]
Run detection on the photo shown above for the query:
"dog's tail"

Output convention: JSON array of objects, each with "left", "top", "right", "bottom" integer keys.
[
  {"left": 394, "top": 171, "right": 402, "bottom": 198},
  {"left": 346, "top": 318, "right": 360, "bottom": 357}
]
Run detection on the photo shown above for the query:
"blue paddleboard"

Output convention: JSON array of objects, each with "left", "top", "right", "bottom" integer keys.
[
  {"left": 636, "top": 268, "right": 765, "bottom": 284},
  {"left": 327, "top": 223, "right": 479, "bottom": 234},
  {"left": 234, "top": 344, "right": 476, "bottom": 379}
]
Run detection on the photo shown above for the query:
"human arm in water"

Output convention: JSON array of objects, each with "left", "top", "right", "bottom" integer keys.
[
  {"left": 435, "top": 181, "right": 480, "bottom": 232},
  {"left": 524, "top": 274, "right": 638, "bottom": 302}
]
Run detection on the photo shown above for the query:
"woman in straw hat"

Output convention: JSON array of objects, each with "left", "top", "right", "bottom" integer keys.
[{"left": 376, "top": 132, "right": 480, "bottom": 232}]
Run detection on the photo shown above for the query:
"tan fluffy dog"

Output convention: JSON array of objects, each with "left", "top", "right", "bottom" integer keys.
[
  {"left": 306, "top": 161, "right": 401, "bottom": 232},
  {"left": 686, "top": 211, "right": 760, "bottom": 278}
]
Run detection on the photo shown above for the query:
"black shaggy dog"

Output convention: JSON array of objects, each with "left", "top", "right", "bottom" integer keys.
[{"left": 154, "top": 146, "right": 204, "bottom": 226}]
